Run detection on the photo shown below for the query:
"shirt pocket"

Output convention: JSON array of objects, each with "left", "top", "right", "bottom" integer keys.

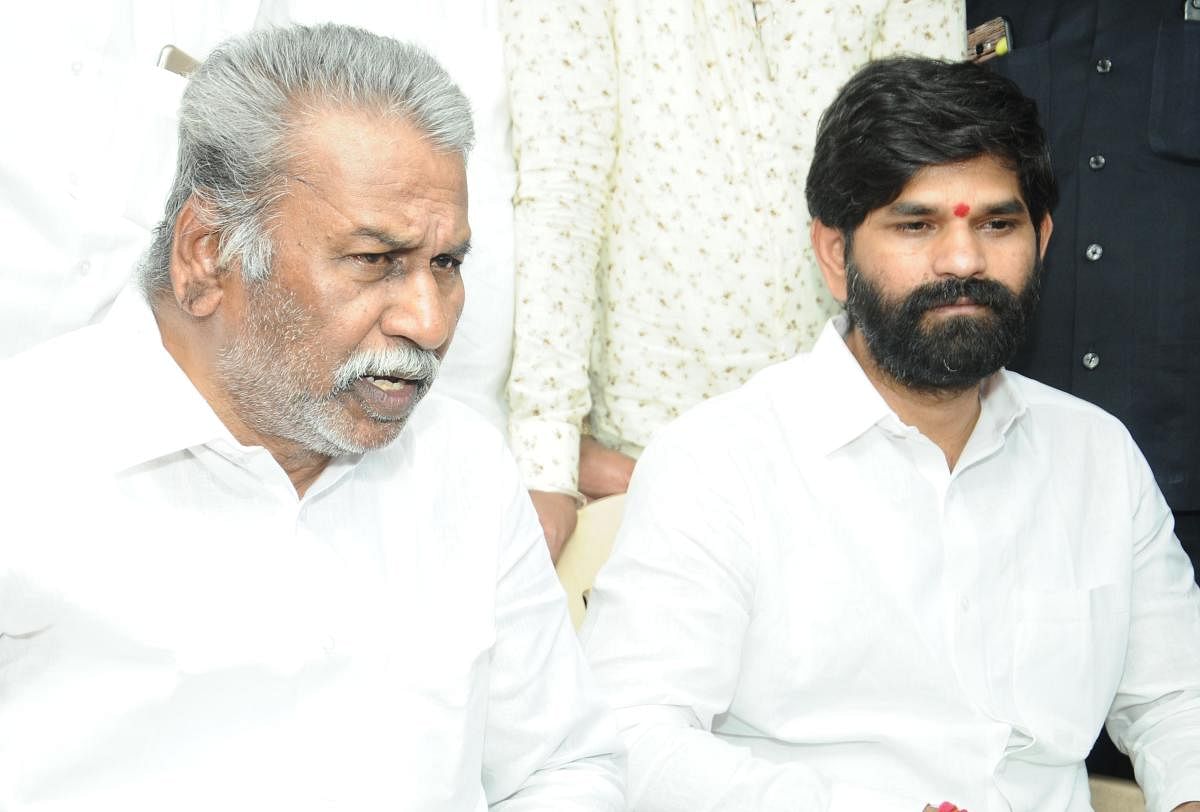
[
  {"left": 1011, "top": 584, "right": 1130, "bottom": 763},
  {"left": 1148, "top": 15, "right": 1200, "bottom": 162}
]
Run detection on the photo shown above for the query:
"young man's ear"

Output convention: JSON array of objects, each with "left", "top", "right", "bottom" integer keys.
[
  {"left": 169, "top": 196, "right": 226, "bottom": 318},
  {"left": 810, "top": 218, "right": 849, "bottom": 303},
  {"left": 1037, "top": 212, "right": 1054, "bottom": 261}
]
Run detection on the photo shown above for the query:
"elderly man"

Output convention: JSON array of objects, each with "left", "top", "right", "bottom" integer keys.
[
  {"left": 581, "top": 58, "right": 1200, "bottom": 811},
  {"left": 0, "top": 24, "right": 621, "bottom": 810}
]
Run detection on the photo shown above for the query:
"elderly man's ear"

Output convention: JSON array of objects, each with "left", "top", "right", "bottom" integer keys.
[
  {"left": 169, "top": 197, "right": 226, "bottom": 318},
  {"left": 810, "top": 218, "right": 849, "bottom": 304}
]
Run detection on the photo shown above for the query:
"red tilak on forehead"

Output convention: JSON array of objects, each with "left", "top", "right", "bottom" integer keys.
[{"left": 953, "top": 202, "right": 971, "bottom": 218}]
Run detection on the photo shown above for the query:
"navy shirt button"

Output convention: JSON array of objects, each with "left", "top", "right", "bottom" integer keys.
[{"left": 1088, "top": 154, "right": 1106, "bottom": 170}]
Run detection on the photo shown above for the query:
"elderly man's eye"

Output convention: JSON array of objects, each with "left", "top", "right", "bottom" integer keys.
[
  {"left": 354, "top": 252, "right": 393, "bottom": 265},
  {"left": 432, "top": 254, "right": 463, "bottom": 272}
]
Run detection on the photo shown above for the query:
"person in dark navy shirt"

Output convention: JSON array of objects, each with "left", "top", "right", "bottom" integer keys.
[{"left": 967, "top": 0, "right": 1200, "bottom": 782}]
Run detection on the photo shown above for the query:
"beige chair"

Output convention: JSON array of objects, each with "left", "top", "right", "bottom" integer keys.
[
  {"left": 555, "top": 494, "right": 626, "bottom": 630},
  {"left": 1089, "top": 775, "right": 1145, "bottom": 812}
]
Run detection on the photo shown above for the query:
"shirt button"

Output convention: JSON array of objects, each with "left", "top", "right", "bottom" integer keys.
[
  {"left": 1085, "top": 243, "right": 1104, "bottom": 261},
  {"left": 960, "top": 596, "right": 970, "bottom": 613},
  {"left": 77, "top": 260, "right": 91, "bottom": 276},
  {"left": 70, "top": 61, "right": 83, "bottom": 75},
  {"left": 1096, "top": 58, "right": 1112, "bottom": 74},
  {"left": 1082, "top": 352, "right": 1101, "bottom": 370},
  {"left": 1088, "top": 154, "right": 1106, "bottom": 170}
]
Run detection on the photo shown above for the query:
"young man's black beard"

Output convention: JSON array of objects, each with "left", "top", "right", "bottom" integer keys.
[{"left": 844, "top": 258, "right": 1042, "bottom": 394}]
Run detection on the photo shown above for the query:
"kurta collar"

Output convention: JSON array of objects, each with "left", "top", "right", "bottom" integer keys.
[
  {"left": 801, "top": 314, "right": 1029, "bottom": 458},
  {"left": 98, "top": 285, "right": 239, "bottom": 474}
]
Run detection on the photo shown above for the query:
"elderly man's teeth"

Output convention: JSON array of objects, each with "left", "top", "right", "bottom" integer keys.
[{"left": 365, "top": 376, "right": 406, "bottom": 391}]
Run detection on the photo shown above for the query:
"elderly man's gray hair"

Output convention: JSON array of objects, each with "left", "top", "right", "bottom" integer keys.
[{"left": 140, "top": 23, "right": 474, "bottom": 301}]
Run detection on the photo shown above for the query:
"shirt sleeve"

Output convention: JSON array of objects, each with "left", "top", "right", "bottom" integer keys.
[
  {"left": 1106, "top": 439, "right": 1200, "bottom": 812},
  {"left": 870, "top": 0, "right": 965, "bottom": 60},
  {"left": 482, "top": 443, "right": 625, "bottom": 809},
  {"left": 500, "top": 0, "right": 618, "bottom": 496},
  {"left": 580, "top": 430, "right": 927, "bottom": 812}
]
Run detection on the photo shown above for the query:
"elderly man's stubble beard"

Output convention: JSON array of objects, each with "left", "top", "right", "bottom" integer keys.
[
  {"left": 215, "top": 276, "right": 441, "bottom": 458},
  {"left": 844, "top": 254, "right": 1042, "bottom": 394}
]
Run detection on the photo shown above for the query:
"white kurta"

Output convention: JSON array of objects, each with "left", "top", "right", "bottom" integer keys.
[
  {"left": 0, "top": 288, "right": 623, "bottom": 811},
  {"left": 582, "top": 316, "right": 1200, "bottom": 812}
]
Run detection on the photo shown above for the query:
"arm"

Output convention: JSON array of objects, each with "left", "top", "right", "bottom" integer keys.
[
  {"left": 580, "top": 432, "right": 929, "bottom": 812},
  {"left": 483, "top": 458, "right": 624, "bottom": 809},
  {"left": 578, "top": 436, "right": 635, "bottom": 501},
  {"left": 531, "top": 436, "right": 636, "bottom": 563},
  {"left": 501, "top": 0, "right": 618, "bottom": 500},
  {"left": 1106, "top": 442, "right": 1200, "bottom": 812},
  {"left": 529, "top": 490, "right": 577, "bottom": 563}
]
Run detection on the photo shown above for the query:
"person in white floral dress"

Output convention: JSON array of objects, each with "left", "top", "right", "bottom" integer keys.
[{"left": 502, "top": 0, "right": 966, "bottom": 555}]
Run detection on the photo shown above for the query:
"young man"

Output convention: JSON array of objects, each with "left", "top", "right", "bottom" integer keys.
[{"left": 580, "top": 57, "right": 1200, "bottom": 812}]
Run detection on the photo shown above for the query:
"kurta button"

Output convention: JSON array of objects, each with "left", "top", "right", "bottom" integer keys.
[
  {"left": 1096, "top": 58, "right": 1112, "bottom": 73},
  {"left": 1085, "top": 243, "right": 1103, "bottom": 261},
  {"left": 1082, "top": 352, "right": 1101, "bottom": 370},
  {"left": 1088, "top": 154, "right": 1105, "bottom": 170}
]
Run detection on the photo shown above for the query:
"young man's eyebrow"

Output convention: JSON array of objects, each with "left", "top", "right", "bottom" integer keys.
[
  {"left": 982, "top": 199, "right": 1028, "bottom": 216},
  {"left": 886, "top": 202, "right": 938, "bottom": 217},
  {"left": 884, "top": 199, "right": 1029, "bottom": 217}
]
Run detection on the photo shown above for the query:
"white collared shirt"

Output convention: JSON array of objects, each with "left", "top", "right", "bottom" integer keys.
[
  {"left": 0, "top": 288, "right": 623, "bottom": 811},
  {"left": 581, "top": 315, "right": 1200, "bottom": 812}
]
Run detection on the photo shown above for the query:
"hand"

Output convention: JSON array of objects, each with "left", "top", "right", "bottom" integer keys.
[
  {"left": 529, "top": 490, "right": 578, "bottom": 563},
  {"left": 578, "top": 436, "right": 636, "bottom": 501}
]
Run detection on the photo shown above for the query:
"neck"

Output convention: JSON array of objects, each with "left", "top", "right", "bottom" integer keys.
[
  {"left": 845, "top": 328, "right": 983, "bottom": 471},
  {"left": 154, "top": 300, "right": 332, "bottom": 497}
]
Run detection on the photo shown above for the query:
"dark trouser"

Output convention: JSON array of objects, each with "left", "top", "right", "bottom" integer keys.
[{"left": 1086, "top": 510, "right": 1199, "bottom": 779}]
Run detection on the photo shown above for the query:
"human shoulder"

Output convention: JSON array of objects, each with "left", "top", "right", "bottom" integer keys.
[
  {"left": 1, "top": 322, "right": 117, "bottom": 446},
  {"left": 649, "top": 351, "right": 815, "bottom": 461},
  {"left": 1003, "top": 369, "right": 1150, "bottom": 477},
  {"left": 1006, "top": 370, "right": 1134, "bottom": 441}
]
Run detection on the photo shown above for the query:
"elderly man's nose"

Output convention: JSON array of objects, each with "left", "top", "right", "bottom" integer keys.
[{"left": 380, "top": 270, "right": 454, "bottom": 350}]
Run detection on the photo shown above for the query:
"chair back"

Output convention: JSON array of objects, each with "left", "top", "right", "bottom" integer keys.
[
  {"left": 1088, "top": 775, "right": 1145, "bottom": 812},
  {"left": 555, "top": 494, "right": 626, "bottom": 630}
]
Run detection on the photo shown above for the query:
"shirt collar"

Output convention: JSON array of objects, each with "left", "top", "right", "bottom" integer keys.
[
  {"left": 98, "top": 285, "right": 247, "bottom": 474},
  {"left": 799, "top": 314, "right": 1029, "bottom": 457},
  {"left": 965, "top": 363, "right": 1029, "bottom": 462},
  {"left": 800, "top": 314, "right": 897, "bottom": 457}
]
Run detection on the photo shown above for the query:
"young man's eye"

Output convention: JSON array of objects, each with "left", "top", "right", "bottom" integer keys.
[
  {"left": 983, "top": 219, "right": 1016, "bottom": 231},
  {"left": 896, "top": 221, "right": 930, "bottom": 232}
]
